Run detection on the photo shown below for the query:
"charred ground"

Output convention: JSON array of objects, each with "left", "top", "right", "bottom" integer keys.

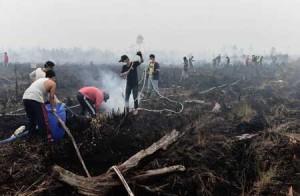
[{"left": 0, "top": 63, "right": 300, "bottom": 195}]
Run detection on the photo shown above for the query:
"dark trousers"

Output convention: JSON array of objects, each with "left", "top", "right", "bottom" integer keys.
[
  {"left": 23, "top": 99, "right": 52, "bottom": 141},
  {"left": 125, "top": 84, "right": 138, "bottom": 109},
  {"left": 76, "top": 92, "right": 96, "bottom": 117}
]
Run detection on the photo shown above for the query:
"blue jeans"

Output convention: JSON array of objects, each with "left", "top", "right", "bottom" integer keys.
[{"left": 147, "top": 79, "right": 159, "bottom": 96}]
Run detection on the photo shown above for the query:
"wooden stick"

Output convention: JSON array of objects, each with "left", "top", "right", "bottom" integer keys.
[
  {"left": 132, "top": 165, "right": 185, "bottom": 179},
  {"left": 53, "top": 113, "right": 91, "bottom": 178},
  {"left": 118, "top": 129, "right": 180, "bottom": 171},
  {"left": 112, "top": 166, "right": 134, "bottom": 196}
]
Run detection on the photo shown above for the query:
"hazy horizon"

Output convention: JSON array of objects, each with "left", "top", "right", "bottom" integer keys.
[{"left": 1, "top": 0, "right": 299, "bottom": 55}]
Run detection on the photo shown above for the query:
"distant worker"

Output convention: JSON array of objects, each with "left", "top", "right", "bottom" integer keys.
[
  {"left": 272, "top": 56, "right": 277, "bottom": 64},
  {"left": 212, "top": 58, "right": 217, "bottom": 67},
  {"left": 22, "top": 70, "right": 59, "bottom": 141},
  {"left": 120, "top": 51, "right": 144, "bottom": 114},
  {"left": 226, "top": 56, "right": 230, "bottom": 67},
  {"left": 216, "top": 54, "right": 221, "bottom": 66},
  {"left": 259, "top": 56, "right": 263, "bottom": 66},
  {"left": 183, "top": 57, "right": 189, "bottom": 79},
  {"left": 188, "top": 56, "right": 194, "bottom": 70},
  {"left": 146, "top": 54, "right": 160, "bottom": 98},
  {"left": 252, "top": 55, "right": 257, "bottom": 65},
  {"left": 256, "top": 56, "right": 260, "bottom": 66},
  {"left": 3, "top": 52, "right": 9, "bottom": 67},
  {"left": 29, "top": 61, "right": 55, "bottom": 82},
  {"left": 246, "top": 55, "right": 250, "bottom": 66},
  {"left": 76, "top": 87, "right": 110, "bottom": 117}
]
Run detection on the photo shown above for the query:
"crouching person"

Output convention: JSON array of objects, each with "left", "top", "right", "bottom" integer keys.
[
  {"left": 76, "top": 87, "right": 110, "bottom": 117},
  {"left": 22, "top": 70, "right": 59, "bottom": 141}
]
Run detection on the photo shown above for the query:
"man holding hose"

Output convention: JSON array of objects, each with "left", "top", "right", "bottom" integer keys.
[{"left": 120, "top": 51, "right": 144, "bottom": 114}]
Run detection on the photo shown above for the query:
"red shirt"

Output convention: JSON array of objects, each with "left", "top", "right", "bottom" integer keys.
[
  {"left": 79, "top": 87, "right": 104, "bottom": 110},
  {"left": 4, "top": 55, "right": 8, "bottom": 63}
]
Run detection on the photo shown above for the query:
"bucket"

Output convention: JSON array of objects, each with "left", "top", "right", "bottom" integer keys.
[{"left": 45, "top": 104, "right": 66, "bottom": 142}]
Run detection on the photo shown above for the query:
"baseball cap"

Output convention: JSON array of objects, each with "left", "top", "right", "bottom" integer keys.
[{"left": 119, "top": 55, "right": 129, "bottom": 62}]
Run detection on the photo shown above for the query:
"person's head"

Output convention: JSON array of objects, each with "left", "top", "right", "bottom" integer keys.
[
  {"left": 119, "top": 55, "right": 130, "bottom": 65},
  {"left": 149, "top": 54, "right": 155, "bottom": 62},
  {"left": 4, "top": 52, "right": 7, "bottom": 55},
  {"left": 45, "top": 70, "right": 56, "bottom": 81},
  {"left": 183, "top": 57, "right": 187, "bottom": 60},
  {"left": 103, "top": 92, "right": 110, "bottom": 102},
  {"left": 44, "top": 61, "right": 55, "bottom": 71}
]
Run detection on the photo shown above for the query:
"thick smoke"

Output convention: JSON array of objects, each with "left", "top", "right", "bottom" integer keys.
[{"left": 99, "top": 70, "right": 125, "bottom": 112}]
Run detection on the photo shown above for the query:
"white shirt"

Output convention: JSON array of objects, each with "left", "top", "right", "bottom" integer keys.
[
  {"left": 29, "top": 68, "right": 46, "bottom": 82},
  {"left": 23, "top": 78, "right": 49, "bottom": 103}
]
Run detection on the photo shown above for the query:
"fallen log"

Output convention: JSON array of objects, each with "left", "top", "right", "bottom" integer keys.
[
  {"left": 53, "top": 165, "right": 185, "bottom": 195},
  {"left": 52, "top": 129, "right": 185, "bottom": 195},
  {"left": 118, "top": 129, "right": 181, "bottom": 172}
]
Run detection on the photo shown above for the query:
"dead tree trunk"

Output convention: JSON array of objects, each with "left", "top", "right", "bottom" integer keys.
[{"left": 52, "top": 129, "right": 185, "bottom": 195}]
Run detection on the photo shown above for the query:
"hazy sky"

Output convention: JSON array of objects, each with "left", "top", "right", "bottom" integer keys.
[{"left": 0, "top": 0, "right": 299, "bottom": 54}]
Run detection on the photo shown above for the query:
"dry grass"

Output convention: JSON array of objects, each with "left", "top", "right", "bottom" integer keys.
[{"left": 251, "top": 166, "right": 277, "bottom": 195}]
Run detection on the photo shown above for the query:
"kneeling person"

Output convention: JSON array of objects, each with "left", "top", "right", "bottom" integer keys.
[
  {"left": 76, "top": 87, "right": 110, "bottom": 117},
  {"left": 23, "top": 70, "right": 59, "bottom": 141}
]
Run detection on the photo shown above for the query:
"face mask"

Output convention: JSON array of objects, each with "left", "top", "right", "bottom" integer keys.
[{"left": 150, "top": 60, "right": 154, "bottom": 63}]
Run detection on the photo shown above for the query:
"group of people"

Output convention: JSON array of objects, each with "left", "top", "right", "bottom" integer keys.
[
  {"left": 182, "top": 56, "right": 194, "bottom": 80},
  {"left": 21, "top": 51, "right": 160, "bottom": 141},
  {"left": 245, "top": 55, "right": 264, "bottom": 66},
  {"left": 119, "top": 51, "right": 160, "bottom": 114},
  {"left": 212, "top": 54, "right": 231, "bottom": 67},
  {"left": 23, "top": 61, "right": 110, "bottom": 141}
]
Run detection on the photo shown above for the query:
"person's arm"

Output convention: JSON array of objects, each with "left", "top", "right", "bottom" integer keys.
[
  {"left": 120, "top": 66, "right": 130, "bottom": 77},
  {"left": 54, "top": 95, "right": 61, "bottom": 104},
  {"left": 154, "top": 63, "right": 160, "bottom": 76},
  {"left": 29, "top": 70, "right": 36, "bottom": 81},
  {"left": 139, "top": 55, "right": 144, "bottom": 64},
  {"left": 49, "top": 82, "right": 57, "bottom": 112},
  {"left": 136, "top": 51, "right": 144, "bottom": 65}
]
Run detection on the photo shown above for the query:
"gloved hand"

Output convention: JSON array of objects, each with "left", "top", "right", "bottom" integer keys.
[
  {"left": 13, "top": 125, "right": 26, "bottom": 136},
  {"left": 136, "top": 51, "right": 142, "bottom": 56}
]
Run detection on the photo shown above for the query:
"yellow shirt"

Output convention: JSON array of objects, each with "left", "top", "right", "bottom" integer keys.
[{"left": 149, "top": 62, "right": 155, "bottom": 76}]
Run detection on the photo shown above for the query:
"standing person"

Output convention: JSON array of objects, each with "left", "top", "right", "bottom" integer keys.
[
  {"left": 29, "top": 61, "right": 55, "bottom": 82},
  {"left": 22, "top": 70, "right": 59, "bottom": 141},
  {"left": 246, "top": 55, "right": 250, "bottom": 66},
  {"left": 188, "top": 56, "right": 194, "bottom": 70},
  {"left": 120, "top": 51, "right": 144, "bottom": 114},
  {"left": 183, "top": 57, "right": 189, "bottom": 79},
  {"left": 256, "top": 56, "right": 260, "bottom": 66},
  {"left": 76, "top": 87, "right": 110, "bottom": 117},
  {"left": 260, "top": 56, "right": 263, "bottom": 66},
  {"left": 146, "top": 54, "right": 160, "bottom": 98},
  {"left": 3, "top": 52, "right": 9, "bottom": 67},
  {"left": 216, "top": 54, "right": 221, "bottom": 66},
  {"left": 252, "top": 55, "right": 257, "bottom": 65},
  {"left": 226, "top": 56, "right": 230, "bottom": 67}
]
